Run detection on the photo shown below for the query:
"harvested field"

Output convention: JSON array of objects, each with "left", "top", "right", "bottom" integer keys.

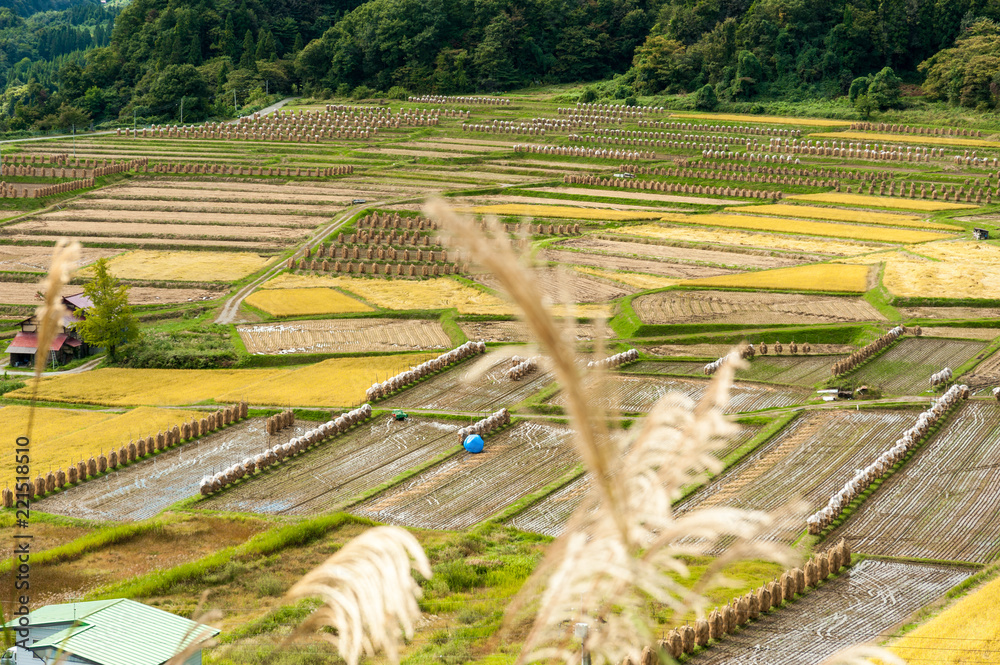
[
  {"left": 106, "top": 186, "right": 352, "bottom": 205},
  {"left": 548, "top": 375, "right": 809, "bottom": 414},
  {"left": 458, "top": 319, "right": 596, "bottom": 343},
  {"left": 0, "top": 280, "right": 220, "bottom": 305},
  {"left": 688, "top": 559, "right": 969, "bottom": 665},
  {"left": 5, "top": 234, "right": 285, "bottom": 251},
  {"left": 737, "top": 203, "right": 960, "bottom": 230},
  {"left": 202, "top": 416, "right": 461, "bottom": 515},
  {"left": 643, "top": 343, "right": 856, "bottom": 357},
  {"left": 678, "top": 409, "right": 914, "bottom": 547},
  {"left": 901, "top": 306, "right": 1000, "bottom": 320},
  {"left": 543, "top": 248, "right": 736, "bottom": 279},
  {"left": 0, "top": 246, "right": 122, "bottom": 273},
  {"left": 474, "top": 268, "right": 633, "bottom": 303},
  {"left": 811, "top": 129, "right": 1000, "bottom": 148},
  {"left": 331, "top": 277, "right": 518, "bottom": 315},
  {"left": 788, "top": 192, "right": 975, "bottom": 211},
  {"left": 379, "top": 355, "right": 555, "bottom": 412},
  {"left": 873, "top": 248, "right": 1000, "bottom": 299},
  {"left": 455, "top": 194, "right": 674, "bottom": 212},
  {"left": 10, "top": 220, "right": 309, "bottom": 241},
  {"left": 845, "top": 337, "right": 988, "bottom": 394},
  {"left": 572, "top": 266, "right": 680, "bottom": 290},
  {"left": 353, "top": 421, "right": 579, "bottom": 530},
  {"left": 37, "top": 208, "right": 323, "bottom": 227},
  {"left": 616, "top": 224, "right": 882, "bottom": 256},
  {"left": 531, "top": 186, "right": 745, "bottom": 206},
  {"left": 245, "top": 288, "right": 373, "bottom": 317},
  {"left": 661, "top": 212, "right": 951, "bottom": 243},
  {"left": 455, "top": 204, "right": 664, "bottom": 221},
  {"left": 962, "top": 348, "right": 1000, "bottom": 390},
  {"left": 831, "top": 401, "right": 1000, "bottom": 563},
  {"left": 238, "top": 318, "right": 451, "bottom": 354},
  {"left": 683, "top": 263, "right": 872, "bottom": 293},
  {"left": 557, "top": 237, "right": 804, "bottom": 269},
  {"left": 626, "top": 355, "right": 844, "bottom": 387},
  {"left": 84, "top": 250, "right": 274, "bottom": 282},
  {"left": 918, "top": 327, "right": 1000, "bottom": 340},
  {"left": 674, "top": 112, "right": 849, "bottom": 126},
  {"left": 33, "top": 418, "right": 318, "bottom": 522},
  {"left": 75, "top": 198, "right": 343, "bottom": 215},
  {"left": 632, "top": 290, "right": 885, "bottom": 325},
  {"left": 507, "top": 421, "right": 762, "bottom": 537}
]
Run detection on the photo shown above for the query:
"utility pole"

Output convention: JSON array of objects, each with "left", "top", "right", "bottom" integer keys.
[
  {"left": 265, "top": 80, "right": 268, "bottom": 96},
  {"left": 233, "top": 89, "right": 238, "bottom": 116},
  {"left": 72, "top": 124, "right": 76, "bottom": 159},
  {"left": 180, "top": 97, "right": 184, "bottom": 125},
  {"left": 133, "top": 108, "right": 136, "bottom": 136}
]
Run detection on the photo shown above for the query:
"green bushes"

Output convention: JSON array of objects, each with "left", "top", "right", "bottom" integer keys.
[{"left": 117, "top": 326, "right": 238, "bottom": 369}]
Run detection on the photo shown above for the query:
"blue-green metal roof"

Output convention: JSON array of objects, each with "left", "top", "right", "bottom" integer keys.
[{"left": 8, "top": 599, "right": 219, "bottom": 665}]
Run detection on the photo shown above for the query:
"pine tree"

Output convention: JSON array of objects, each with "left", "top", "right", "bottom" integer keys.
[
  {"left": 73, "top": 258, "right": 139, "bottom": 362},
  {"left": 293, "top": 33, "right": 304, "bottom": 53},
  {"left": 240, "top": 29, "right": 256, "bottom": 70}
]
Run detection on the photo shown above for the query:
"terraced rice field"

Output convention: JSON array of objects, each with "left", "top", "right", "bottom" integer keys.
[
  {"left": 626, "top": 355, "right": 843, "bottom": 387},
  {"left": 0, "top": 281, "right": 221, "bottom": 305},
  {"left": 676, "top": 409, "right": 914, "bottom": 548},
  {"left": 548, "top": 375, "right": 809, "bottom": 414},
  {"left": 831, "top": 401, "right": 1000, "bottom": 563},
  {"left": 458, "top": 320, "right": 597, "bottom": 343},
  {"left": 616, "top": 224, "right": 883, "bottom": 256},
  {"left": 660, "top": 212, "right": 951, "bottom": 243},
  {"left": 542, "top": 248, "right": 736, "bottom": 279},
  {"left": 632, "top": 290, "right": 885, "bottom": 325},
  {"left": 846, "top": 337, "right": 988, "bottom": 394},
  {"left": 0, "top": 246, "right": 121, "bottom": 272},
  {"left": 244, "top": 288, "right": 374, "bottom": 317},
  {"left": 684, "top": 263, "right": 872, "bottom": 293},
  {"left": 353, "top": 421, "right": 579, "bottom": 530},
  {"left": 688, "top": 559, "right": 970, "bottom": 665},
  {"left": 238, "top": 318, "right": 452, "bottom": 354},
  {"left": 556, "top": 237, "right": 804, "bottom": 269},
  {"left": 33, "top": 418, "right": 318, "bottom": 522},
  {"left": 508, "top": 421, "right": 762, "bottom": 537},
  {"left": 787, "top": 192, "right": 975, "bottom": 211},
  {"left": 737, "top": 204, "right": 960, "bottom": 230},
  {"left": 380, "top": 356, "right": 555, "bottom": 412},
  {"left": 201, "top": 416, "right": 460, "bottom": 515},
  {"left": 84, "top": 250, "right": 274, "bottom": 282},
  {"left": 454, "top": 204, "right": 663, "bottom": 221},
  {"left": 474, "top": 268, "right": 632, "bottom": 303}
]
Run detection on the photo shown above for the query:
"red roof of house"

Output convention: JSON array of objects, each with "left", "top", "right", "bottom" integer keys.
[
  {"left": 63, "top": 293, "right": 93, "bottom": 311},
  {"left": 6, "top": 332, "right": 71, "bottom": 355}
]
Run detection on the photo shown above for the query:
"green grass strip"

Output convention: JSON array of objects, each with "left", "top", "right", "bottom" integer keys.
[{"left": 0, "top": 521, "right": 165, "bottom": 574}]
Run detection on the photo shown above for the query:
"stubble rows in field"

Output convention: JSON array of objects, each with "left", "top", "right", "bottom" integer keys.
[
  {"left": 237, "top": 318, "right": 452, "bottom": 354},
  {"left": 557, "top": 237, "right": 807, "bottom": 270},
  {"left": 688, "top": 559, "right": 970, "bottom": 665},
  {"left": 845, "top": 337, "right": 988, "bottom": 394},
  {"left": 474, "top": 267, "right": 633, "bottom": 304},
  {"left": 200, "top": 416, "right": 461, "bottom": 516},
  {"left": 507, "top": 421, "right": 762, "bottom": 537},
  {"left": 543, "top": 248, "right": 737, "bottom": 279},
  {"left": 8, "top": 219, "right": 309, "bottom": 242},
  {"left": 458, "top": 319, "right": 597, "bottom": 343},
  {"left": 0, "top": 280, "right": 221, "bottom": 305},
  {"left": 353, "top": 420, "right": 579, "bottom": 530},
  {"left": 632, "top": 290, "right": 885, "bottom": 325},
  {"left": 830, "top": 401, "right": 1000, "bottom": 563},
  {"left": 37, "top": 208, "right": 322, "bottom": 227},
  {"left": 625, "top": 355, "right": 843, "bottom": 387},
  {"left": 0, "top": 246, "right": 122, "bottom": 273}
]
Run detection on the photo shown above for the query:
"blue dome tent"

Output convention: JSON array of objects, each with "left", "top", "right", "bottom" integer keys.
[{"left": 463, "top": 434, "right": 484, "bottom": 453}]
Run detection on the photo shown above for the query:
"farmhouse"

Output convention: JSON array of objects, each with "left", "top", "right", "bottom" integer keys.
[
  {"left": 6, "top": 293, "right": 93, "bottom": 368},
  {"left": 2, "top": 598, "right": 219, "bottom": 665}
]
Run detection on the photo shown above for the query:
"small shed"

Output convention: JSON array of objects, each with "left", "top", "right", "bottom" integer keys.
[
  {"left": 4, "top": 599, "right": 219, "bottom": 665},
  {"left": 974, "top": 228, "right": 989, "bottom": 240}
]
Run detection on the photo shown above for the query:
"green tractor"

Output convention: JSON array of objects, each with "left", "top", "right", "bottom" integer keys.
[{"left": 392, "top": 409, "right": 408, "bottom": 421}]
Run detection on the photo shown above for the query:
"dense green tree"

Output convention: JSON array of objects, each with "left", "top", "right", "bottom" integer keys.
[
  {"left": 695, "top": 83, "right": 719, "bottom": 109},
  {"left": 239, "top": 29, "right": 256, "bottom": 70},
  {"left": 74, "top": 258, "right": 139, "bottom": 363},
  {"left": 920, "top": 19, "right": 1000, "bottom": 108}
]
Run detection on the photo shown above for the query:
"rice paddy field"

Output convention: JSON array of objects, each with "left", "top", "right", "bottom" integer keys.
[{"left": 8, "top": 88, "right": 1000, "bottom": 664}]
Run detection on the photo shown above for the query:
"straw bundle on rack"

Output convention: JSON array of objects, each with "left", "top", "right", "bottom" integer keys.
[
  {"left": 108, "top": 450, "right": 118, "bottom": 468},
  {"left": 87, "top": 457, "right": 97, "bottom": 477},
  {"left": 746, "top": 591, "right": 760, "bottom": 620},
  {"left": 182, "top": 422, "right": 192, "bottom": 440},
  {"left": 208, "top": 413, "right": 217, "bottom": 431},
  {"left": 2, "top": 488, "right": 12, "bottom": 508},
  {"left": 665, "top": 633, "right": 681, "bottom": 659},
  {"left": 172, "top": 425, "right": 180, "bottom": 444},
  {"left": 45, "top": 472, "right": 55, "bottom": 493},
  {"left": 829, "top": 546, "right": 842, "bottom": 572},
  {"left": 818, "top": 552, "right": 830, "bottom": 580},
  {"left": 708, "top": 610, "right": 723, "bottom": 639},
  {"left": 735, "top": 595, "right": 749, "bottom": 624},
  {"left": 722, "top": 604, "right": 736, "bottom": 633},
  {"left": 98, "top": 454, "right": 108, "bottom": 473},
  {"left": 240, "top": 401, "right": 248, "bottom": 418},
  {"left": 156, "top": 431, "right": 165, "bottom": 451},
  {"left": 56, "top": 469, "right": 66, "bottom": 489},
  {"left": 76, "top": 460, "right": 87, "bottom": 480},
  {"left": 201, "top": 418, "right": 210, "bottom": 435},
  {"left": 757, "top": 585, "right": 772, "bottom": 612},
  {"left": 679, "top": 625, "right": 695, "bottom": 653},
  {"left": 23, "top": 481, "right": 33, "bottom": 500},
  {"left": 118, "top": 446, "right": 127, "bottom": 465},
  {"left": 695, "top": 619, "right": 710, "bottom": 646},
  {"left": 769, "top": 579, "right": 783, "bottom": 606},
  {"left": 34, "top": 476, "right": 44, "bottom": 497},
  {"left": 781, "top": 572, "right": 795, "bottom": 600},
  {"left": 794, "top": 567, "right": 806, "bottom": 594},
  {"left": 191, "top": 419, "right": 200, "bottom": 437},
  {"left": 805, "top": 560, "right": 819, "bottom": 587}
]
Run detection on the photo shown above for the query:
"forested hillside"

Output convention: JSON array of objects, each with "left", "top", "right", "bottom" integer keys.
[{"left": 2, "top": 0, "right": 1000, "bottom": 132}]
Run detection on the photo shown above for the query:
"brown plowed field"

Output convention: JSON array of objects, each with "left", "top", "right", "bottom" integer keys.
[
  {"left": 688, "top": 560, "right": 969, "bottom": 665},
  {"left": 508, "top": 422, "right": 762, "bottom": 537},
  {"left": 458, "top": 320, "right": 597, "bottom": 343},
  {"left": 403, "top": 141, "right": 505, "bottom": 153},
  {"left": 558, "top": 237, "right": 805, "bottom": 269},
  {"left": 676, "top": 409, "right": 914, "bottom": 550},
  {"left": 830, "top": 401, "right": 1000, "bottom": 563},
  {"left": 9, "top": 220, "right": 308, "bottom": 240},
  {"left": 353, "top": 421, "right": 579, "bottom": 530},
  {"left": 632, "top": 290, "right": 886, "bottom": 325},
  {"left": 474, "top": 268, "right": 633, "bottom": 303},
  {"left": 75, "top": 198, "right": 342, "bottom": 215},
  {"left": 543, "top": 249, "right": 737, "bottom": 279},
  {"left": 238, "top": 318, "right": 452, "bottom": 355},
  {"left": 533, "top": 186, "right": 748, "bottom": 206},
  {"left": 0, "top": 246, "right": 122, "bottom": 272},
  {"left": 4, "top": 235, "right": 285, "bottom": 250},
  {"left": 380, "top": 356, "right": 555, "bottom": 412},
  {"left": 32, "top": 418, "right": 318, "bottom": 522},
  {"left": 547, "top": 375, "right": 809, "bottom": 414},
  {"left": 0, "top": 281, "right": 221, "bottom": 305},
  {"left": 200, "top": 416, "right": 461, "bottom": 516},
  {"left": 901, "top": 306, "right": 1000, "bottom": 319},
  {"left": 41, "top": 209, "right": 322, "bottom": 227},
  {"left": 105, "top": 187, "right": 353, "bottom": 204}
]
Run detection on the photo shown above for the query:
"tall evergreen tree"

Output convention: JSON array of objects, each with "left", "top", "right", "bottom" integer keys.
[{"left": 240, "top": 29, "right": 256, "bottom": 70}]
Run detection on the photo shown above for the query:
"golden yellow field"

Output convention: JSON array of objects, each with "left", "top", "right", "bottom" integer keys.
[
  {"left": 216, "top": 353, "right": 439, "bottom": 407},
  {"left": 671, "top": 112, "right": 849, "bottom": 127},
  {"left": 683, "top": 263, "right": 871, "bottom": 292},
  {"left": 10, "top": 368, "right": 288, "bottom": 407},
  {"left": 854, "top": 241, "right": 1000, "bottom": 298},
  {"left": 811, "top": 130, "right": 1000, "bottom": 149},
  {"left": 245, "top": 287, "right": 372, "bottom": 316},
  {"left": 888, "top": 574, "right": 1000, "bottom": 664},
  {"left": 0, "top": 405, "right": 204, "bottom": 488},
  {"left": 573, "top": 266, "right": 680, "bottom": 290},
  {"left": 734, "top": 204, "right": 960, "bottom": 231},
  {"left": 787, "top": 192, "right": 975, "bottom": 211},
  {"left": 454, "top": 204, "right": 663, "bottom": 221},
  {"left": 615, "top": 224, "right": 881, "bottom": 256},
  {"left": 257, "top": 273, "right": 345, "bottom": 289},
  {"left": 331, "top": 276, "right": 517, "bottom": 315},
  {"left": 84, "top": 250, "right": 274, "bottom": 281},
  {"left": 659, "top": 212, "right": 949, "bottom": 244}
]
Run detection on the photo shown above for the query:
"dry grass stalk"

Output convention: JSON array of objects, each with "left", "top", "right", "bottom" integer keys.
[
  {"left": 286, "top": 525, "right": 431, "bottom": 665},
  {"left": 426, "top": 199, "right": 798, "bottom": 665},
  {"left": 164, "top": 591, "right": 222, "bottom": 665}
]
